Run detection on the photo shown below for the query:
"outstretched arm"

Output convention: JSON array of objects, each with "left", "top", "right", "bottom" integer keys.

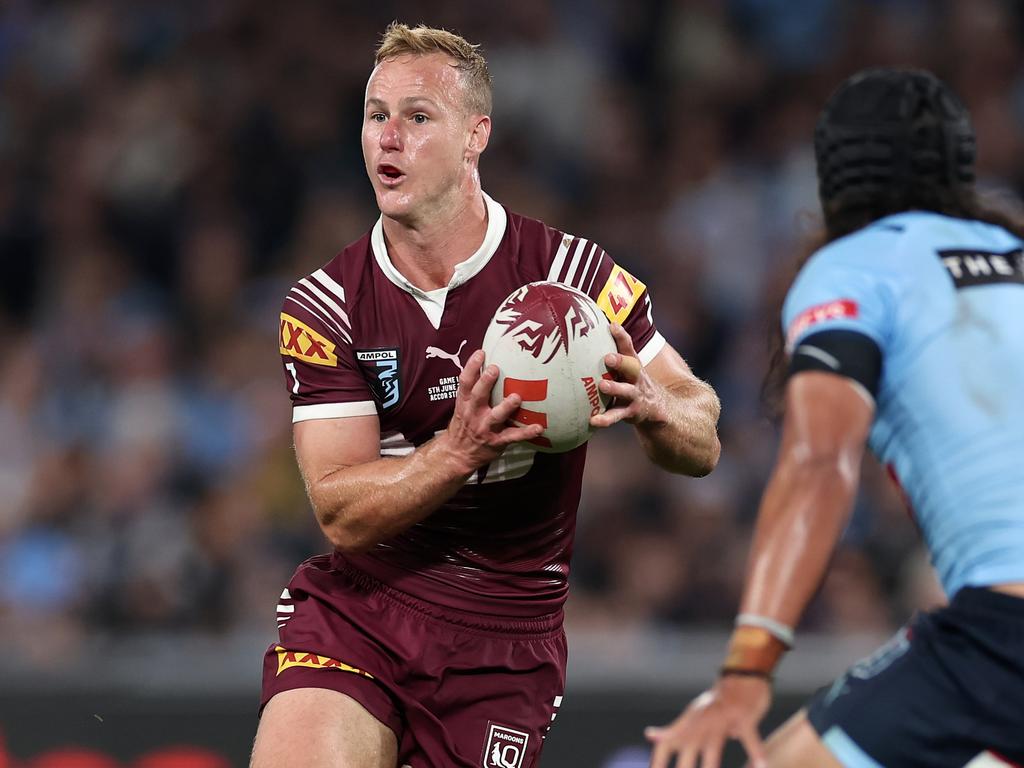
[
  {"left": 645, "top": 371, "right": 874, "bottom": 768},
  {"left": 590, "top": 324, "right": 721, "bottom": 476}
]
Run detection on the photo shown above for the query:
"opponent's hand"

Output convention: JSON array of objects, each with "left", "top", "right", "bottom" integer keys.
[
  {"left": 444, "top": 349, "right": 543, "bottom": 473},
  {"left": 645, "top": 676, "right": 771, "bottom": 768},
  {"left": 590, "top": 323, "right": 665, "bottom": 429}
]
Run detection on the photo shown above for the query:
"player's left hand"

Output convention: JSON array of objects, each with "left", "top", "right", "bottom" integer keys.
[
  {"left": 645, "top": 675, "right": 771, "bottom": 768},
  {"left": 590, "top": 323, "right": 665, "bottom": 428}
]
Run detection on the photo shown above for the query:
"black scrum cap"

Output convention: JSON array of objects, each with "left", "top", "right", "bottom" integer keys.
[{"left": 814, "top": 69, "right": 975, "bottom": 210}]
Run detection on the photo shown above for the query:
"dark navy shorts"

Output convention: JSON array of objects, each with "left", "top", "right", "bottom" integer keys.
[{"left": 807, "top": 587, "right": 1024, "bottom": 767}]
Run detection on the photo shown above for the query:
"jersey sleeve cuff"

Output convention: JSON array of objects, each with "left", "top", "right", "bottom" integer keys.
[
  {"left": 637, "top": 331, "right": 666, "bottom": 367},
  {"left": 292, "top": 401, "right": 377, "bottom": 423}
]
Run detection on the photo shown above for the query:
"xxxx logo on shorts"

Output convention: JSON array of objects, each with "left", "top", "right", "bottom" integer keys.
[
  {"left": 280, "top": 313, "right": 338, "bottom": 366},
  {"left": 481, "top": 722, "right": 529, "bottom": 768},
  {"left": 274, "top": 646, "right": 374, "bottom": 679}
]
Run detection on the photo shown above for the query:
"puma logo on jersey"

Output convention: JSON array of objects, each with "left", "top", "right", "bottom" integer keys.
[
  {"left": 280, "top": 313, "right": 338, "bottom": 366},
  {"left": 425, "top": 339, "right": 468, "bottom": 372}
]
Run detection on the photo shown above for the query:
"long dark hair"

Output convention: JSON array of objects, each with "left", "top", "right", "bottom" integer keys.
[{"left": 761, "top": 187, "right": 1024, "bottom": 416}]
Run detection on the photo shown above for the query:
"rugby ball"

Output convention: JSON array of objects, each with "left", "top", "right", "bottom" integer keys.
[{"left": 482, "top": 281, "right": 617, "bottom": 453}]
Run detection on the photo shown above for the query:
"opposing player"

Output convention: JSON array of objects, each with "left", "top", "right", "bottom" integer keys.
[
  {"left": 251, "top": 23, "right": 721, "bottom": 768},
  {"left": 646, "top": 68, "right": 1024, "bottom": 768}
]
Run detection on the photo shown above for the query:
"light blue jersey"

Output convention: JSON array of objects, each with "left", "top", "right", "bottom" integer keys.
[{"left": 783, "top": 211, "right": 1024, "bottom": 598}]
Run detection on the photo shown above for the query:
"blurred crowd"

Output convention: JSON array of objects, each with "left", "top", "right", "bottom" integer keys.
[{"left": 1, "top": 0, "right": 1023, "bottom": 665}]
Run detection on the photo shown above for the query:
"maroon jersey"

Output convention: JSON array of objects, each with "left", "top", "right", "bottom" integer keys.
[{"left": 278, "top": 194, "right": 664, "bottom": 618}]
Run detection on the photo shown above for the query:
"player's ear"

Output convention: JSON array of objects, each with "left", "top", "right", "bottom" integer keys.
[{"left": 467, "top": 115, "right": 490, "bottom": 158}]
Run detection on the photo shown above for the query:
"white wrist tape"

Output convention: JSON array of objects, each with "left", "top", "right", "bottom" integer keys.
[{"left": 735, "top": 613, "right": 795, "bottom": 648}]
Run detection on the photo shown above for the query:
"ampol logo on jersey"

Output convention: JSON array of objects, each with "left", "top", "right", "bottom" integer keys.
[
  {"left": 482, "top": 723, "right": 529, "bottom": 768},
  {"left": 356, "top": 348, "right": 401, "bottom": 409}
]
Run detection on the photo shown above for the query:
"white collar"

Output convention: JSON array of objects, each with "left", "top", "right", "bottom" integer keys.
[{"left": 370, "top": 192, "right": 507, "bottom": 299}]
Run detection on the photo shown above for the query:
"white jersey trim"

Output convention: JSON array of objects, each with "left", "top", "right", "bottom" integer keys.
[
  {"left": 301, "top": 275, "right": 351, "bottom": 330},
  {"left": 369, "top": 193, "right": 508, "bottom": 329},
  {"left": 292, "top": 401, "right": 377, "bottom": 423},
  {"left": 637, "top": 331, "right": 667, "bottom": 367},
  {"left": 287, "top": 287, "right": 352, "bottom": 344},
  {"left": 547, "top": 234, "right": 574, "bottom": 281},
  {"left": 562, "top": 237, "right": 590, "bottom": 286}
]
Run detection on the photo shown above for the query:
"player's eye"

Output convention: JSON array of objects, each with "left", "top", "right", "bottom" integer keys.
[
  {"left": 412, "top": 113, "right": 429, "bottom": 124},
  {"left": 369, "top": 112, "right": 387, "bottom": 123}
]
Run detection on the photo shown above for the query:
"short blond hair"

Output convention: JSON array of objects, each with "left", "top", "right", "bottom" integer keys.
[{"left": 375, "top": 22, "right": 492, "bottom": 116}]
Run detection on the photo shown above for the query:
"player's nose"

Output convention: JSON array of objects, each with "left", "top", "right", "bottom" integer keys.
[{"left": 379, "top": 118, "right": 402, "bottom": 151}]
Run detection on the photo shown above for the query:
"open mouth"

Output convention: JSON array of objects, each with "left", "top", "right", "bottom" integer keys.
[{"left": 376, "top": 163, "right": 406, "bottom": 185}]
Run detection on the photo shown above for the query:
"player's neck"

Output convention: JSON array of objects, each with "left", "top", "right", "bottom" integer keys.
[{"left": 381, "top": 189, "right": 488, "bottom": 291}]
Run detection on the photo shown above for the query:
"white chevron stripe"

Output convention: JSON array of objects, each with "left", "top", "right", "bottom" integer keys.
[
  {"left": 313, "top": 269, "right": 346, "bottom": 305},
  {"left": 277, "top": 604, "right": 295, "bottom": 613},
  {"left": 285, "top": 293, "right": 353, "bottom": 345},
  {"left": 547, "top": 234, "right": 574, "bottom": 281},
  {"left": 562, "top": 238, "right": 590, "bottom": 286},
  {"left": 280, "top": 589, "right": 291, "bottom": 599},
  {"left": 301, "top": 276, "right": 352, "bottom": 329},
  {"left": 290, "top": 285, "right": 347, "bottom": 338},
  {"left": 584, "top": 250, "right": 607, "bottom": 295},
  {"left": 573, "top": 242, "right": 598, "bottom": 290}
]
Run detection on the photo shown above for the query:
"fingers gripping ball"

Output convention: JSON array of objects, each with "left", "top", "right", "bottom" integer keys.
[{"left": 482, "top": 282, "right": 617, "bottom": 453}]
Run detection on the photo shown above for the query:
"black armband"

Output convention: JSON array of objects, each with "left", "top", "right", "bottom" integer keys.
[{"left": 788, "top": 329, "right": 882, "bottom": 398}]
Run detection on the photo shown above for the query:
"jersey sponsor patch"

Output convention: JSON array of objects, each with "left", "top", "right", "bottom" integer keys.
[
  {"left": 938, "top": 248, "right": 1024, "bottom": 288},
  {"left": 596, "top": 264, "right": 645, "bottom": 324},
  {"left": 280, "top": 313, "right": 338, "bottom": 366},
  {"left": 274, "top": 645, "right": 374, "bottom": 679},
  {"left": 786, "top": 299, "right": 859, "bottom": 351},
  {"left": 356, "top": 348, "right": 401, "bottom": 409},
  {"left": 482, "top": 722, "right": 529, "bottom": 768}
]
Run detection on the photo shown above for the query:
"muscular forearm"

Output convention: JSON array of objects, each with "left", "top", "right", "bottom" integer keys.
[
  {"left": 636, "top": 378, "right": 721, "bottom": 476},
  {"left": 740, "top": 454, "right": 859, "bottom": 627},
  {"left": 306, "top": 433, "right": 474, "bottom": 553}
]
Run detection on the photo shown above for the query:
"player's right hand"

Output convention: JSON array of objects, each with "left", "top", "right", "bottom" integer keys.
[
  {"left": 443, "top": 349, "right": 543, "bottom": 472},
  {"left": 645, "top": 675, "right": 771, "bottom": 768}
]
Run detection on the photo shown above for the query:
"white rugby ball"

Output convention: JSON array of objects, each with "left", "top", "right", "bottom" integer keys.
[{"left": 482, "top": 281, "right": 617, "bottom": 453}]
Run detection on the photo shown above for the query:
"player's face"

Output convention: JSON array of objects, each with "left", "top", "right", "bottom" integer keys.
[{"left": 362, "top": 54, "right": 480, "bottom": 223}]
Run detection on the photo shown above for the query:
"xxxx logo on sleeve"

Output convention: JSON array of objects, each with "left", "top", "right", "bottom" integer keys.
[
  {"left": 280, "top": 313, "right": 338, "bottom": 366},
  {"left": 596, "top": 264, "right": 646, "bottom": 325},
  {"left": 274, "top": 646, "right": 374, "bottom": 678}
]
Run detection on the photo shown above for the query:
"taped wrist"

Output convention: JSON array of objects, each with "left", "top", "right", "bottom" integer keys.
[{"left": 721, "top": 626, "right": 790, "bottom": 677}]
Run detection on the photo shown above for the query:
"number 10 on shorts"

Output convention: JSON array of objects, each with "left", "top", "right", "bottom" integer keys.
[{"left": 482, "top": 722, "right": 529, "bottom": 768}]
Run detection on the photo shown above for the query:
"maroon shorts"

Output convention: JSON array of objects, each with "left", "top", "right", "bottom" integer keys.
[{"left": 260, "top": 554, "right": 567, "bottom": 768}]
